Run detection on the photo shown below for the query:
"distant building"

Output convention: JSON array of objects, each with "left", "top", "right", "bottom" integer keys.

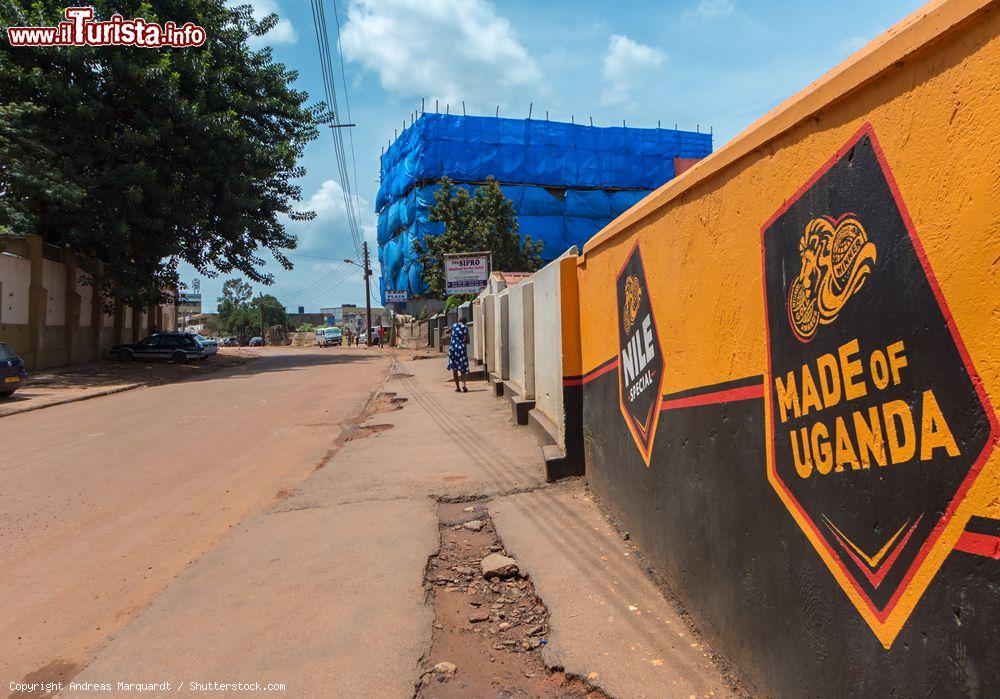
[
  {"left": 177, "top": 292, "right": 202, "bottom": 329},
  {"left": 183, "top": 312, "right": 216, "bottom": 335},
  {"left": 320, "top": 304, "right": 387, "bottom": 329},
  {"left": 287, "top": 312, "right": 326, "bottom": 328},
  {"left": 376, "top": 113, "right": 713, "bottom": 302}
]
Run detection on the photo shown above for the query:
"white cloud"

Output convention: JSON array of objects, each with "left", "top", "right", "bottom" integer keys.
[
  {"left": 687, "top": 0, "right": 735, "bottom": 22},
  {"left": 340, "top": 0, "right": 540, "bottom": 105},
  {"left": 243, "top": 0, "right": 298, "bottom": 48},
  {"left": 292, "top": 179, "right": 374, "bottom": 259},
  {"left": 600, "top": 34, "right": 667, "bottom": 108}
]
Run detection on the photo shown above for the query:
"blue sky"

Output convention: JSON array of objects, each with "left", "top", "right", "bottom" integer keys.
[{"left": 183, "top": 0, "right": 926, "bottom": 313}]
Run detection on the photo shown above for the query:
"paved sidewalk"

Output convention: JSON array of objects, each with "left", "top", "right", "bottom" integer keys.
[
  {"left": 70, "top": 352, "right": 548, "bottom": 697},
  {"left": 69, "top": 500, "right": 437, "bottom": 697},
  {"left": 492, "top": 482, "right": 738, "bottom": 698}
]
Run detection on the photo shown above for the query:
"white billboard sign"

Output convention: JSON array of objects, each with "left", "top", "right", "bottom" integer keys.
[{"left": 444, "top": 253, "right": 490, "bottom": 296}]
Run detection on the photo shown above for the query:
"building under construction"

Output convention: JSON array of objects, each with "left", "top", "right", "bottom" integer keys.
[{"left": 376, "top": 113, "right": 712, "bottom": 301}]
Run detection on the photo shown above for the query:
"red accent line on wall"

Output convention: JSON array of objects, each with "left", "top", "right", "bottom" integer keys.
[
  {"left": 660, "top": 383, "right": 764, "bottom": 411},
  {"left": 954, "top": 531, "right": 1000, "bottom": 559},
  {"left": 564, "top": 356, "right": 618, "bottom": 386}
]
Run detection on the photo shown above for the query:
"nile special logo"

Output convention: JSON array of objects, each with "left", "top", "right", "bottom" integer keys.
[
  {"left": 788, "top": 215, "right": 877, "bottom": 342},
  {"left": 622, "top": 275, "right": 642, "bottom": 334},
  {"left": 761, "top": 125, "right": 996, "bottom": 648},
  {"left": 617, "top": 243, "right": 664, "bottom": 465}
]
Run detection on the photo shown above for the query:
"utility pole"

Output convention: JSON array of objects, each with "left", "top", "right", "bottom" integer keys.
[
  {"left": 363, "top": 241, "right": 373, "bottom": 349},
  {"left": 258, "top": 294, "right": 265, "bottom": 345}
]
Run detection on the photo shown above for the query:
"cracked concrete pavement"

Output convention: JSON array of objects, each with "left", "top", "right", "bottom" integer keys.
[
  {"left": 491, "top": 482, "right": 738, "bottom": 698},
  {"left": 67, "top": 351, "right": 554, "bottom": 697}
]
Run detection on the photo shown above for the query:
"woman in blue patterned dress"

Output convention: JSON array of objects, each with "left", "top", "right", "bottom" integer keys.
[{"left": 447, "top": 321, "right": 470, "bottom": 392}]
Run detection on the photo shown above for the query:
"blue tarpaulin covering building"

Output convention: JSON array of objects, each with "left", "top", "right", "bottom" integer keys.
[{"left": 376, "top": 114, "right": 712, "bottom": 300}]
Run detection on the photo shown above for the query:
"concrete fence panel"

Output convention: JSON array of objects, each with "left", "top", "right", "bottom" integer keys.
[
  {"left": 497, "top": 292, "right": 510, "bottom": 381},
  {"left": 43, "top": 258, "right": 66, "bottom": 327},
  {"left": 472, "top": 299, "right": 484, "bottom": 363},
  {"left": 0, "top": 253, "right": 30, "bottom": 326},
  {"left": 532, "top": 258, "right": 566, "bottom": 440},
  {"left": 483, "top": 294, "right": 495, "bottom": 375},
  {"left": 573, "top": 2, "right": 1000, "bottom": 695},
  {"left": 506, "top": 281, "right": 535, "bottom": 399},
  {"left": 77, "top": 269, "right": 93, "bottom": 328}
]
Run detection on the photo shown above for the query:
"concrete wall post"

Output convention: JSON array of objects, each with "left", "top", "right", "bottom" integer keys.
[
  {"left": 131, "top": 306, "right": 141, "bottom": 343},
  {"left": 63, "top": 248, "right": 81, "bottom": 365},
  {"left": 113, "top": 298, "right": 125, "bottom": 346},
  {"left": 90, "top": 262, "right": 104, "bottom": 359},
  {"left": 25, "top": 235, "right": 46, "bottom": 370}
]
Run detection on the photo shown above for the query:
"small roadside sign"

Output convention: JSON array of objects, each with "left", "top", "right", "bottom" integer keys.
[{"left": 444, "top": 252, "right": 490, "bottom": 296}]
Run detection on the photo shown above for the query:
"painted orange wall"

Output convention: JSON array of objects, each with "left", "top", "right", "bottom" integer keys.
[{"left": 575, "top": 0, "right": 999, "bottom": 649}]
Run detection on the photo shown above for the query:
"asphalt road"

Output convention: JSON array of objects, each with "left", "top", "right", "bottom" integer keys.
[{"left": 0, "top": 346, "right": 389, "bottom": 689}]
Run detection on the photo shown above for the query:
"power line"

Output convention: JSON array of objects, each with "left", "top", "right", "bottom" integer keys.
[
  {"left": 331, "top": 0, "right": 363, "bottom": 229},
  {"left": 309, "top": 0, "right": 365, "bottom": 260},
  {"left": 274, "top": 262, "right": 351, "bottom": 300},
  {"left": 289, "top": 268, "right": 358, "bottom": 307},
  {"left": 309, "top": 0, "right": 357, "bottom": 255},
  {"left": 285, "top": 252, "right": 350, "bottom": 261}
]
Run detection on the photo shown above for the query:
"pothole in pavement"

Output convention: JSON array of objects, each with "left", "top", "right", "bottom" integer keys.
[
  {"left": 345, "top": 423, "right": 393, "bottom": 441},
  {"left": 390, "top": 372, "right": 415, "bottom": 379},
  {"left": 369, "top": 391, "right": 408, "bottom": 414},
  {"left": 417, "top": 501, "right": 607, "bottom": 698}
]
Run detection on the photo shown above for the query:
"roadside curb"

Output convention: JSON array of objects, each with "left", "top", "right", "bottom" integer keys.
[
  {"left": 0, "top": 352, "right": 260, "bottom": 419},
  {"left": 0, "top": 382, "right": 145, "bottom": 418}
]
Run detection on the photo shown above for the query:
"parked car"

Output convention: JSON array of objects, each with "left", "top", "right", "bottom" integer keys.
[
  {"left": 316, "top": 327, "right": 343, "bottom": 347},
  {"left": 110, "top": 333, "right": 206, "bottom": 363},
  {"left": 193, "top": 333, "right": 218, "bottom": 357},
  {"left": 0, "top": 342, "right": 28, "bottom": 398},
  {"left": 221, "top": 337, "right": 240, "bottom": 347},
  {"left": 249, "top": 336, "right": 263, "bottom": 347}
]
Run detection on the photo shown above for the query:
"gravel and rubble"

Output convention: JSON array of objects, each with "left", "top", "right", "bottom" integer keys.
[{"left": 417, "top": 501, "right": 607, "bottom": 698}]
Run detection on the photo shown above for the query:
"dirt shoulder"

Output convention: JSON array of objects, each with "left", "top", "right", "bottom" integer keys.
[{"left": 0, "top": 348, "right": 257, "bottom": 417}]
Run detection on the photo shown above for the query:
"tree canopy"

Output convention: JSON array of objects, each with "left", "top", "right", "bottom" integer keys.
[
  {"left": 418, "top": 177, "right": 544, "bottom": 299},
  {"left": 216, "top": 279, "right": 286, "bottom": 336},
  {"left": 0, "top": 0, "right": 327, "bottom": 308}
]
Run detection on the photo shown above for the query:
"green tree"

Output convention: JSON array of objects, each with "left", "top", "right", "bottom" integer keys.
[
  {"left": 0, "top": 103, "right": 85, "bottom": 235},
  {"left": 225, "top": 305, "right": 258, "bottom": 338},
  {"left": 258, "top": 294, "right": 288, "bottom": 329},
  {"left": 217, "top": 278, "right": 254, "bottom": 331},
  {"left": 214, "top": 280, "right": 286, "bottom": 335},
  {"left": 418, "top": 177, "right": 544, "bottom": 299},
  {"left": 0, "top": 0, "right": 327, "bottom": 308}
]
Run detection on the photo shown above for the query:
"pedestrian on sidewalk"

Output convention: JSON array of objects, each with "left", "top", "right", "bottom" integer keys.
[
  {"left": 447, "top": 321, "right": 470, "bottom": 392},
  {"left": 377, "top": 325, "right": 385, "bottom": 348}
]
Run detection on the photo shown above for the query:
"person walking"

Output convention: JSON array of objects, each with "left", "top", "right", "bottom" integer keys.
[
  {"left": 447, "top": 320, "right": 470, "bottom": 393},
  {"left": 377, "top": 325, "right": 385, "bottom": 348}
]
